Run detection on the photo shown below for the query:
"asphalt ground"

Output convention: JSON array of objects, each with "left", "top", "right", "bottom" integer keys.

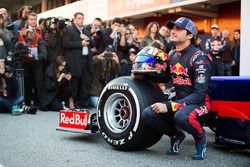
[{"left": 0, "top": 111, "right": 249, "bottom": 167}]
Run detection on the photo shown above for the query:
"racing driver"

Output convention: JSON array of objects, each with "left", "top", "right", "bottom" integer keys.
[{"left": 142, "top": 17, "right": 212, "bottom": 160}]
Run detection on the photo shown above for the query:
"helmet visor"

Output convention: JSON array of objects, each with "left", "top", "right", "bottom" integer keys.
[{"left": 134, "top": 54, "right": 155, "bottom": 64}]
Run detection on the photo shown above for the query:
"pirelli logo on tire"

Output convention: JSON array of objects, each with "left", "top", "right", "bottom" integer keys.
[{"left": 107, "top": 84, "right": 128, "bottom": 90}]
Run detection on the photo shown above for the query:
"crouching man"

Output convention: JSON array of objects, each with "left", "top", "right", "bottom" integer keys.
[{"left": 142, "top": 17, "right": 212, "bottom": 160}]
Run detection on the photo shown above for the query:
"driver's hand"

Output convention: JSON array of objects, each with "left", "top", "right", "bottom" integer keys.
[{"left": 151, "top": 103, "right": 168, "bottom": 113}]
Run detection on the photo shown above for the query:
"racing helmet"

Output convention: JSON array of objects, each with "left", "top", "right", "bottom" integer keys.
[{"left": 132, "top": 46, "right": 169, "bottom": 75}]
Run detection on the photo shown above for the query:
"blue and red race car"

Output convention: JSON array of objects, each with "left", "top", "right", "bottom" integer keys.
[
  {"left": 211, "top": 76, "right": 250, "bottom": 147},
  {"left": 57, "top": 76, "right": 250, "bottom": 150}
]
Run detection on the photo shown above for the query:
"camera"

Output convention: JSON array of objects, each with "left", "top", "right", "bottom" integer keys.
[
  {"left": 5, "top": 42, "right": 30, "bottom": 72},
  {"left": 58, "top": 19, "right": 67, "bottom": 30},
  {"left": 104, "top": 45, "right": 114, "bottom": 60},
  {"left": 46, "top": 17, "right": 70, "bottom": 31},
  {"left": 49, "top": 17, "right": 58, "bottom": 30},
  {"left": 61, "top": 67, "right": 70, "bottom": 75},
  {"left": 104, "top": 53, "right": 113, "bottom": 60},
  {"left": 5, "top": 55, "right": 15, "bottom": 73},
  {"left": 105, "top": 45, "right": 114, "bottom": 52},
  {"left": 15, "top": 42, "right": 29, "bottom": 55},
  {"left": 64, "top": 18, "right": 71, "bottom": 25},
  {"left": 95, "top": 27, "right": 102, "bottom": 36}
]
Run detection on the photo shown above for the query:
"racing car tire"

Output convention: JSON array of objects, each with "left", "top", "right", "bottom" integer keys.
[{"left": 97, "top": 76, "right": 165, "bottom": 150}]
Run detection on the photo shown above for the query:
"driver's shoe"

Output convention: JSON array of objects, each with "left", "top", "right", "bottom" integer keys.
[
  {"left": 193, "top": 136, "right": 207, "bottom": 160},
  {"left": 166, "top": 131, "right": 185, "bottom": 155}
]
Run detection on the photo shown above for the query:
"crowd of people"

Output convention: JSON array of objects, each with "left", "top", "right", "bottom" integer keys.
[
  {"left": 0, "top": 6, "right": 241, "bottom": 114},
  {"left": 205, "top": 25, "right": 240, "bottom": 76}
]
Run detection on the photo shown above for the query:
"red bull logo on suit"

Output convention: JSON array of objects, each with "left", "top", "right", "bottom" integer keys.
[{"left": 170, "top": 63, "right": 189, "bottom": 77}]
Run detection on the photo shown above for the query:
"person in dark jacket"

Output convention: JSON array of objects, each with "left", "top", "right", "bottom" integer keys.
[
  {"left": 0, "top": 59, "right": 36, "bottom": 114},
  {"left": 0, "top": 59, "right": 23, "bottom": 113},
  {"left": 231, "top": 29, "right": 240, "bottom": 76},
  {"left": 18, "top": 28, "right": 47, "bottom": 106},
  {"left": 101, "top": 17, "right": 126, "bottom": 60},
  {"left": 63, "top": 12, "right": 93, "bottom": 108},
  {"left": 14, "top": 5, "right": 32, "bottom": 30},
  {"left": 205, "top": 24, "right": 226, "bottom": 76},
  {"left": 0, "top": 14, "right": 11, "bottom": 59},
  {"left": 90, "top": 49, "right": 120, "bottom": 108},
  {"left": 0, "top": 8, "right": 18, "bottom": 41},
  {"left": 40, "top": 56, "right": 74, "bottom": 111},
  {"left": 45, "top": 17, "right": 65, "bottom": 65},
  {"left": 84, "top": 17, "right": 104, "bottom": 56}
]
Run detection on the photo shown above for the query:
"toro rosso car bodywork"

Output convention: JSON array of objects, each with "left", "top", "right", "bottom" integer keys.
[
  {"left": 211, "top": 76, "right": 250, "bottom": 147},
  {"left": 57, "top": 76, "right": 250, "bottom": 150}
]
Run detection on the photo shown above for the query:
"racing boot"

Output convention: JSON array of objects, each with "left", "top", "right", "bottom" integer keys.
[
  {"left": 166, "top": 131, "right": 185, "bottom": 155},
  {"left": 193, "top": 135, "right": 207, "bottom": 160}
]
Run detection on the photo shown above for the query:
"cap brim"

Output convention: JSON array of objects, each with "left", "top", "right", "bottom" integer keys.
[
  {"left": 211, "top": 27, "right": 219, "bottom": 29},
  {"left": 166, "top": 21, "right": 175, "bottom": 29},
  {"left": 166, "top": 21, "right": 184, "bottom": 30}
]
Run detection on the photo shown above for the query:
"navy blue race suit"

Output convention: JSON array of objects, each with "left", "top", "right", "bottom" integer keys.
[
  {"left": 142, "top": 45, "right": 212, "bottom": 140},
  {"left": 205, "top": 36, "right": 226, "bottom": 76}
]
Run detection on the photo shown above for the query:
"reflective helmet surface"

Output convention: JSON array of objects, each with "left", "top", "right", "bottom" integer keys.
[{"left": 132, "top": 46, "right": 169, "bottom": 75}]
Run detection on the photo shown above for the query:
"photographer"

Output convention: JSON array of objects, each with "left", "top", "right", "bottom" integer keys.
[
  {"left": 63, "top": 12, "right": 93, "bottom": 108},
  {"left": 14, "top": 5, "right": 32, "bottom": 30},
  {"left": 84, "top": 18, "right": 104, "bottom": 55},
  {"left": 85, "top": 18, "right": 103, "bottom": 38},
  {"left": 18, "top": 12, "right": 42, "bottom": 42},
  {"left": 90, "top": 45, "right": 120, "bottom": 107},
  {"left": 101, "top": 17, "right": 126, "bottom": 60},
  {"left": 0, "top": 59, "right": 36, "bottom": 114},
  {"left": 0, "top": 8, "right": 18, "bottom": 40},
  {"left": 18, "top": 28, "right": 47, "bottom": 106},
  {"left": 40, "top": 56, "right": 74, "bottom": 111},
  {"left": 45, "top": 17, "right": 66, "bottom": 64},
  {"left": 0, "top": 14, "right": 11, "bottom": 59}
]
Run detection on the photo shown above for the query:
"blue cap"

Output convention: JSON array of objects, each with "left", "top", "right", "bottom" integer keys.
[{"left": 166, "top": 17, "right": 196, "bottom": 35}]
